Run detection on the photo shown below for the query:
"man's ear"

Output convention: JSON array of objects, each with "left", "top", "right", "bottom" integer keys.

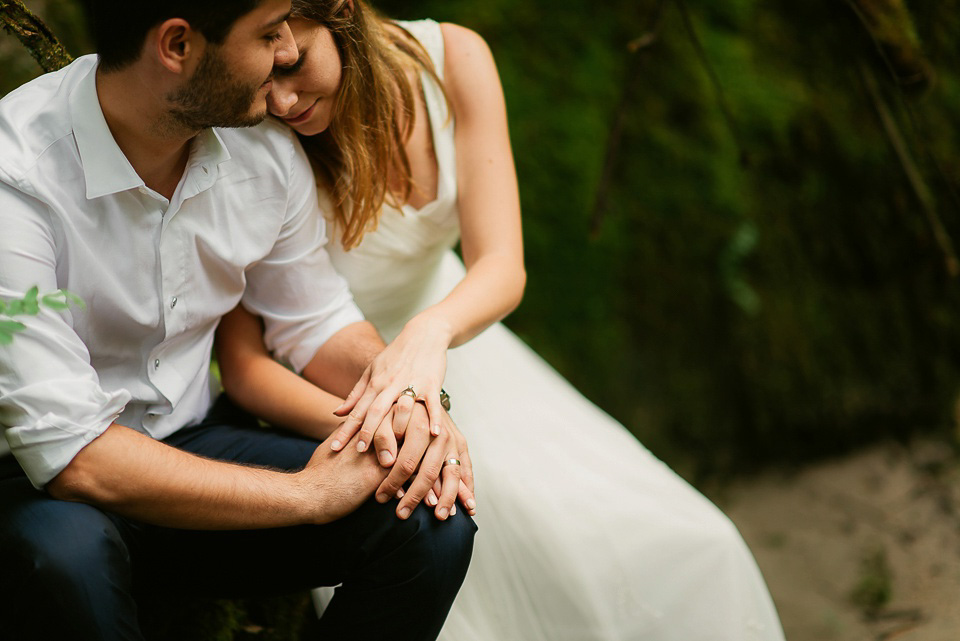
[{"left": 153, "top": 18, "right": 200, "bottom": 74}]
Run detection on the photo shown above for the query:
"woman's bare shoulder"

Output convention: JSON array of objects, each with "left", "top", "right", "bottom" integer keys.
[{"left": 438, "top": 23, "right": 501, "bottom": 114}]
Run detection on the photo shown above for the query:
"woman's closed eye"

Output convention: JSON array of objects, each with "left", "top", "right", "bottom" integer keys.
[{"left": 274, "top": 48, "right": 308, "bottom": 78}]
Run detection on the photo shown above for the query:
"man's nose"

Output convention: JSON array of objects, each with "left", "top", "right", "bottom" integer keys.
[
  {"left": 273, "top": 21, "right": 297, "bottom": 67},
  {"left": 267, "top": 79, "right": 299, "bottom": 117}
]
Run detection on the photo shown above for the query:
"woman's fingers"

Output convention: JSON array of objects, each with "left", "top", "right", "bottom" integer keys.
[
  {"left": 459, "top": 445, "right": 475, "bottom": 496},
  {"left": 424, "top": 392, "right": 444, "bottom": 437},
  {"left": 328, "top": 385, "right": 378, "bottom": 451},
  {"left": 425, "top": 478, "right": 442, "bottom": 507},
  {"left": 376, "top": 408, "right": 433, "bottom": 503},
  {"left": 434, "top": 455, "right": 461, "bottom": 519},
  {"left": 458, "top": 479, "right": 477, "bottom": 515},
  {"left": 333, "top": 367, "right": 370, "bottom": 417},
  {"left": 355, "top": 390, "right": 401, "bottom": 452},
  {"left": 393, "top": 430, "right": 447, "bottom": 519}
]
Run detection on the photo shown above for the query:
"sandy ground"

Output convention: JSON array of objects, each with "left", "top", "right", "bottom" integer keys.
[{"left": 713, "top": 438, "right": 960, "bottom": 641}]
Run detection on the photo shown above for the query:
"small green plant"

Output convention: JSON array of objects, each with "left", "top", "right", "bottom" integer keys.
[
  {"left": 850, "top": 544, "right": 892, "bottom": 618},
  {"left": 0, "top": 286, "right": 84, "bottom": 345}
]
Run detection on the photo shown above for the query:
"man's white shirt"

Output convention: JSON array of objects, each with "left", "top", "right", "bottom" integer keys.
[{"left": 0, "top": 55, "right": 364, "bottom": 488}]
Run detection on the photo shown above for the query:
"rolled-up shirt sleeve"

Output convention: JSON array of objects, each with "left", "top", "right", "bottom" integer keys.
[
  {"left": 240, "top": 135, "right": 365, "bottom": 373},
  {"left": 0, "top": 180, "right": 130, "bottom": 488}
]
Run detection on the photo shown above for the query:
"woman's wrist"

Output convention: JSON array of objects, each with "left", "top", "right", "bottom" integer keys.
[{"left": 406, "top": 310, "right": 456, "bottom": 348}]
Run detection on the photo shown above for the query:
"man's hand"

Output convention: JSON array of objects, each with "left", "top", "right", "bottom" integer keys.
[{"left": 298, "top": 431, "right": 390, "bottom": 524}]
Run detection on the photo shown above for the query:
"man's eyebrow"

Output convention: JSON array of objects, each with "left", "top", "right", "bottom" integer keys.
[{"left": 260, "top": 10, "right": 292, "bottom": 31}]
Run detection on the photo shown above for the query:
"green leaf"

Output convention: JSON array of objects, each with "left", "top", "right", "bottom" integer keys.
[
  {"left": 21, "top": 286, "right": 40, "bottom": 315},
  {"left": 41, "top": 289, "right": 86, "bottom": 311},
  {"left": 41, "top": 294, "right": 69, "bottom": 310},
  {"left": 0, "top": 319, "right": 27, "bottom": 344}
]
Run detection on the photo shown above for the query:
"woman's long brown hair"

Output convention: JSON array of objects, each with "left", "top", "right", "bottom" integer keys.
[{"left": 290, "top": 0, "right": 449, "bottom": 249}]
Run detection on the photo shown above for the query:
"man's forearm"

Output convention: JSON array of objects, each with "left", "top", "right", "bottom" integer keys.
[
  {"left": 46, "top": 423, "right": 362, "bottom": 529},
  {"left": 302, "top": 320, "right": 385, "bottom": 399}
]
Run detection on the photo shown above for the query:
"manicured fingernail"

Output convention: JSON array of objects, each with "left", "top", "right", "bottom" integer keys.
[
  {"left": 357, "top": 440, "right": 365, "bottom": 452},
  {"left": 426, "top": 491, "right": 438, "bottom": 506},
  {"left": 466, "top": 498, "right": 476, "bottom": 510},
  {"left": 451, "top": 505, "right": 457, "bottom": 516},
  {"left": 438, "top": 507, "right": 449, "bottom": 519},
  {"left": 379, "top": 450, "right": 394, "bottom": 465},
  {"left": 431, "top": 424, "right": 441, "bottom": 436},
  {"left": 399, "top": 507, "right": 411, "bottom": 519},
  {"left": 330, "top": 440, "right": 341, "bottom": 450},
  {"left": 396, "top": 488, "right": 405, "bottom": 498},
  {"left": 376, "top": 493, "right": 388, "bottom": 503}
]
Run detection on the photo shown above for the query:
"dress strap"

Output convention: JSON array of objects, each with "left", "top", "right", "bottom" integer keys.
[
  {"left": 391, "top": 18, "right": 458, "bottom": 217},
  {"left": 394, "top": 19, "right": 445, "bottom": 81}
]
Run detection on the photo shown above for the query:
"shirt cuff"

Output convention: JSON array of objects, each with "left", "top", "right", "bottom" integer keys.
[
  {"left": 283, "top": 303, "right": 366, "bottom": 374},
  {"left": 4, "top": 389, "right": 129, "bottom": 489}
]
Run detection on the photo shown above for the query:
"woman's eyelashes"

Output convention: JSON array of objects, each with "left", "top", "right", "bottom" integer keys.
[{"left": 274, "top": 47, "right": 308, "bottom": 78}]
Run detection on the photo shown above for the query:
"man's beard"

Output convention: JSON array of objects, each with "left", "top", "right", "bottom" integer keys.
[{"left": 166, "top": 46, "right": 267, "bottom": 131}]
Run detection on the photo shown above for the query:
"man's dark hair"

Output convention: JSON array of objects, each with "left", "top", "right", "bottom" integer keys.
[{"left": 81, "top": 0, "right": 263, "bottom": 72}]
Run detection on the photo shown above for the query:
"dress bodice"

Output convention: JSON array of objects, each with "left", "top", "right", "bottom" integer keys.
[{"left": 326, "top": 19, "right": 462, "bottom": 340}]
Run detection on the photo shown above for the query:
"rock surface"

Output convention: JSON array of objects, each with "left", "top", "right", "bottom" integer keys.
[{"left": 718, "top": 438, "right": 960, "bottom": 641}]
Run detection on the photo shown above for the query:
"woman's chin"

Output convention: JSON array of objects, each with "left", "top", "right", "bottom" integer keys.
[{"left": 289, "top": 118, "right": 332, "bottom": 137}]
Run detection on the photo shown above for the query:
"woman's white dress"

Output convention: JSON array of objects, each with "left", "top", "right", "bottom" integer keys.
[{"left": 323, "top": 19, "right": 786, "bottom": 641}]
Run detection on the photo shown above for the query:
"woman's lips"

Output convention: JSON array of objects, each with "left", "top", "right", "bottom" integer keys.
[{"left": 283, "top": 99, "right": 319, "bottom": 125}]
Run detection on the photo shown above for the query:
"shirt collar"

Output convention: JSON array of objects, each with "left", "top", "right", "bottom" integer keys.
[
  {"left": 69, "top": 62, "right": 233, "bottom": 201},
  {"left": 69, "top": 61, "right": 144, "bottom": 200},
  {"left": 190, "top": 127, "right": 232, "bottom": 173}
]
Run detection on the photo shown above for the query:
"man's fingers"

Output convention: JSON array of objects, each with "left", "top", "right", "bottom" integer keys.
[
  {"left": 372, "top": 416, "right": 398, "bottom": 470},
  {"left": 392, "top": 393, "right": 415, "bottom": 438}
]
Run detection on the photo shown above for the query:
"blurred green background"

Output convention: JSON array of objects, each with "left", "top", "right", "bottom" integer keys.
[{"left": 4, "top": 0, "right": 959, "bottom": 479}]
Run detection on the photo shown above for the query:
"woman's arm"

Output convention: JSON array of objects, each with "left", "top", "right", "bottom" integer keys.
[
  {"left": 426, "top": 22, "right": 526, "bottom": 346},
  {"left": 334, "top": 23, "right": 524, "bottom": 457},
  {"left": 215, "top": 305, "right": 347, "bottom": 440}
]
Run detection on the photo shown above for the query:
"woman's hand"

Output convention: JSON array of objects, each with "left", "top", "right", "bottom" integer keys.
[
  {"left": 386, "top": 406, "right": 477, "bottom": 521},
  {"left": 328, "top": 314, "right": 453, "bottom": 453},
  {"left": 344, "top": 400, "right": 476, "bottom": 520}
]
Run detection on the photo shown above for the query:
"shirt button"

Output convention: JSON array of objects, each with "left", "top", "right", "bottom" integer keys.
[
  {"left": 154, "top": 359, "right": 160, "bottom": 369},
  {"left": 170, "top": 296, "right": 178, "bottom": 309},
  {"left": 201, "top": 166, "right": 209, "bottom": 175}
]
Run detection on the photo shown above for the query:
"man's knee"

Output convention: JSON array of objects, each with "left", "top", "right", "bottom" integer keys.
[
  {"left": 390, "top": 505, "right": 477, "bottom": 590},
  {"left": 3, "top": 496, "right": 131, "bottom": 597}
]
